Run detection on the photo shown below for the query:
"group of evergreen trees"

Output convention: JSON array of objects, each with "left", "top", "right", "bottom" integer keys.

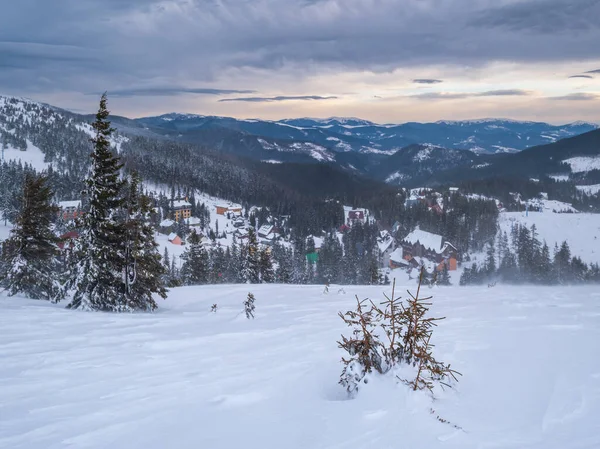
[
  {"left": 460, "top": 223, "right": 600, "bottom": 285},
  {"left": 163, "top": 222, "right": 388, "bottom": 287},
  {"left": 1, "top": 95, "right": 166, "bottom": 311}
]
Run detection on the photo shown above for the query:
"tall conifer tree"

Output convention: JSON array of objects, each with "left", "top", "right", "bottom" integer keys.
[
  {"left": 0, "top": 173, "right": 64, "bottom": 301},
  {"left": 122, "top": 172, "right": 167, "bottom": 310},
  {"left": 68, "top": 94, "right": 127, "bottom": 311}
]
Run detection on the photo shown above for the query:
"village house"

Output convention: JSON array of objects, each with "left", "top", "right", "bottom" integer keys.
[
  {"left": 389, "top": 247, "right": 410, "bottom": 269},
  {"left": 216, "top": 203, "right": 243, "bottom": 216},
  {"left": 233, "top": 217, "right": 246, "bottom": 228},
  {"left": 343, "top": 206, "right": 369, "bottom": 227},
  {"left": 257, "top": 224, "right": 274, "bottom": 239},
  {"left": 377, "top": 230, "right": 396, "bottom": 268},
  {"left": 168, "top": 233, "right": 183, "bottom": 245},
  {"left": 58, "top": 230, "right": 79, "bottom": 251},
  {"left": 58, "top": 200, "right": 82, "bottom": 221},
  {"left": 172, "top": 200, "right": 192, "bottom": 222},
  {"left": 400, "top": 227, "right": 458, "bottom": 271},
  {"left": 234, "top": 228, "right": 249, "bottom": 240}
]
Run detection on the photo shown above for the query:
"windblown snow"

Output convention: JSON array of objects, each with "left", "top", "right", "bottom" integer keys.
[{"left": 1, "top": 283, "right": 599, "bottom": 449}]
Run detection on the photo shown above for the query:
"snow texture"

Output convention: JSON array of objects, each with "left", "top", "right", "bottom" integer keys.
[{"left": 1, "top": 283, "right": 600, "bottom": 449}]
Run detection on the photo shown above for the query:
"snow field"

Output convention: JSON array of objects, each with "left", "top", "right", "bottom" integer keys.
[
  {"left": 1, "top": 140, "right": 49, "bottom": 171},
  {"left": 499, "top": 212, "right": 600, "bottom": 264},
  {"left": 1, "top": 282, "right": 600, "bottom": 449}
]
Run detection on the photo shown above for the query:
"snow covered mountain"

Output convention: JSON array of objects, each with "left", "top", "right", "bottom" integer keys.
[
  {"left": 2, "top": 94, "right": 600, "bottom": 198},
  {"left": 133, "top": 112, "right": 598, "bottom": 156}
]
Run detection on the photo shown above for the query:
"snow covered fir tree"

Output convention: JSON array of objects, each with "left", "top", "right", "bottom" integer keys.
[
  {"left": 0, "top": 173, "right": 64, "bottom": 301},
  {"left": 68, "top": 94, "right": 166, "bottom": 312}
]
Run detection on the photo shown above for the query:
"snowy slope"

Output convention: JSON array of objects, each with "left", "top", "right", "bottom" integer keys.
[
  {"left": 563, "top": 156, "right": 600, "bottom": 173},
  {"left": 1, "top": 283, "right": 599, "bottom": 449},
  {"left": 1, "top": 140, "right": 49, "bottom": 170},
  {"left": 576, "top": 184, "right": 600, "bottom": 195},
  {"left": 499, "top": 212, "right": 600, "bottom": 264}
]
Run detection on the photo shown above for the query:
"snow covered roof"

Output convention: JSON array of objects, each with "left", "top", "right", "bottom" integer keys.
[
  {"left": 160, "top": 219, "right": 174, "bottom": 227},
  {"left": 58, "top": 200, "right": 81, "bottom": 209},
  {"left": 187, "top": 217, "right": 201, "bottom": 225},
  {"left": 217, "top": 202, "right": 242, "bottom": 210},
  {"left": 258, "top": 224, "right": 274, "bottom": 236},
  {"left": 173, "top": 200, "right": 191, "bottom": 209},
  {"left": 378, "top": 236, "right": 394, "bottom": 254},
  {"left": 168, "top": 232, "right": 178, "bottom": 241},
  {"left": 403, "top": 228, "right": 443, "bottom": 253},
  {"left": 389, "top": 247, "right": 405, "bottom": 263}
]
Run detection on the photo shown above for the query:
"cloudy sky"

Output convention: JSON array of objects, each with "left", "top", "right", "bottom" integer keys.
[{"left": 1, "top": 0, "right": 599, "bottom": 123}]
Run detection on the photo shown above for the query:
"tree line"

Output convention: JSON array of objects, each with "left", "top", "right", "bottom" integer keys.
[{"left": 460, "top": 223, "right": 600, "bottom": 285}]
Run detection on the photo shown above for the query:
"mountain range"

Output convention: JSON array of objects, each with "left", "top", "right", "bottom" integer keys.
[
  {"left": 113, "top": 112, "right": 598, "bottom": 160},
  {"left": 1, "top": 94, "right": 600, "bottom": 200}
]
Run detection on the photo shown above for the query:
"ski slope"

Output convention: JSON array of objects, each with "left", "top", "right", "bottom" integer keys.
[
  {"left": 499, "top": 212, "right": 600, "bottom": 264},
  {"left": 1, "top": 283, "right": 599, "bottom": 449},
  {"left": 2, "top": 140, "right": 49, "bottom": 171}
]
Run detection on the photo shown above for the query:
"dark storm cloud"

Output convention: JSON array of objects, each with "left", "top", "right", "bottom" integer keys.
[
  {"left": 103, "top": 87, "right": 255, "bottom": 97},
  {"left": 1, "top": 0, "right": 600, "bottom": 98},
  {"left": 472, "top": 0, "right": 600, "bottom": 33},
  {"left": 413, "top": 79, "right": 443, "bottom": 84},
  {"left": 547, "top": 93, "right": 599, "bottom": 101},
  {"left": 219, "top": 95, "right": 337, "bottom": 102},
  {"left": 411, "top": 89, "right": 531, "bottom": 100},
  {"left": 568, "top": 75, "right": 594, "bottom": 79}
]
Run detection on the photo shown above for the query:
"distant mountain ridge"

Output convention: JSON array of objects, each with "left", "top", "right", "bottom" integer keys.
[
  {"left": 132, "top": 112, "right": 598, "bottom": 157},
  {"left": 2, "top": 94, "right": 600, "bottom": 194}
]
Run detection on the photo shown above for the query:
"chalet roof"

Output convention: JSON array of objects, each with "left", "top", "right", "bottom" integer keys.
[
  {"left": 58, "top": 200, "right": 81, "bottom": 209},
  {"left": 403, "top": 228, "right": 443, "bottom": 253},
  {"left": 403, "top": 228, "right": 457, "bottom": 254},
  {"left": 187, "top": 216, "right": 201, "bottom": 225},
  {"left": 168, "top": 232, "right": 178, "bottom": 241},
  {"left": 258, "top": 224, "right": 274, "bottom": 236},
  {"left": 173, "top": 200, "right": 191, "bottom": 209},
  {"left": 216, "top": 202, "right": 242, "bottom": 210},
  {"left": 377, "top": 236, "right": 394, "bottom": 254},
  {"left": 389, "top": 247, "right": 405, "bottom": 263},
  {"left": 160, "top": 219, "right": 174, "bottom": 227}
]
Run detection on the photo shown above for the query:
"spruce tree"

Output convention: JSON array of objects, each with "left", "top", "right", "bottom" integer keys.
[
  {"left": 485, "top": 240, "right": 496, "bottom": 276},
  {"left": 181, "top": 230, "right": 209, "bottom": 285},
  {"left": 242, "top": 228, "right": 260, "bottom": 284},
  {"left": 0, "top": 173, "right": 64, "bottom": 301},
  {"left": 275, "top": 246, "right": 293, "bottom": 283},
  {"left": 68, "top": 94, "right": 128, "bottom": 311},
  {"left": 122, "top": 172, "right": 167, "bottom": 310},
  {"left": 259, "top": 247, "right": 275, "bottom": 283},
  {"left": 554, "top": 241, "right": 572, "bottom": 284}
]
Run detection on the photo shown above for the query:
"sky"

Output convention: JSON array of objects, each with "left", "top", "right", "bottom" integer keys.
[{"left": 1, "top": 0, "right": 600, "bottom": 124}]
